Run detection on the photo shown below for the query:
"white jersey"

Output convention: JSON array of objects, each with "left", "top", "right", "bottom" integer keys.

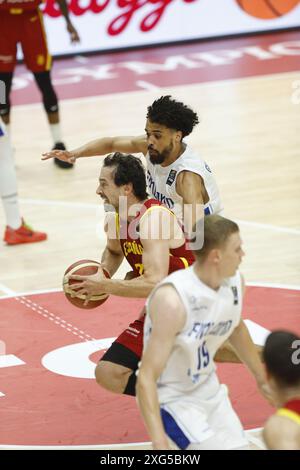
[
  {"left": 145, "top": 144, "right": 223, "bottom": 222},
  {"left": 144, "top": 266, "right": 242, "bottom": 404}
]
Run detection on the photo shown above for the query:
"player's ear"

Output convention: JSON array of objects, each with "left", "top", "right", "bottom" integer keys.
[
  {"left": 175, "top": 130, "right": 182, "bottom": 142},
  {"left": 209, "top": 248, "right": 221, "bottom": 265},
  {"left": 123, "top": 182, "right": 133, "bottom": 196}
]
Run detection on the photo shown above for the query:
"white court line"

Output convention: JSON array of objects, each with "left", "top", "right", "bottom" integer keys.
[
  {"left": 14, "top": 70, "right": 300, "bottom": 111},
  {"left": 0, "top": 283, "right": 17, "bottom": 296},
  {"left": 0, "top": 282, "right": 299, "bottom": 301},
  {"left": 0, "top": 286, "right": 95, "bottom": 341},
  {"left": 247, "top": 281, "right": 300, "bottom": 291},
  {"left": 0, "top": 287, "right": 61, "bottom": 300},
  {"left": 1, "top": 281, "right": 300, "bottom": 301},
  {"left": 0, "top": 442, "right": 151, "bottom": 450},
  {"left": 236, "top": 219, "right": 300, "bottom": 236},
  {"left": 136, "top": 80, "right": 160, "bottom": 91},
  {"left": 0, "top": 428, "right": 263, "bottom": 450}
]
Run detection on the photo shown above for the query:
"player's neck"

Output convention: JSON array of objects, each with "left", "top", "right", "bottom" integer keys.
[
  {"left": 126, "top": 197, "right": 148, "bottom": 222},
  {"left": 193, "top": 262, "right": 222, "bottom": 291},
  {"left": 161, "top": 142, "right": 186, "bottom": 167},
  {"left": 277, "top": 388, "right": 300, "bottom": 408}
]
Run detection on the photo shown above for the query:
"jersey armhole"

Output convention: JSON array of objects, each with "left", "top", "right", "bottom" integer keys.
[{"left": 147, "top": 281, "right": 189, "bottom": 332}]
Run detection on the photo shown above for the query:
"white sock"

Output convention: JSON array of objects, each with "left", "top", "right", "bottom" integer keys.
[
  {"left": 0, "top": 122, "right": 22, "bottom": 229},
  {"left": 49, "top": 123, "right": 63, "bottom": 145}
]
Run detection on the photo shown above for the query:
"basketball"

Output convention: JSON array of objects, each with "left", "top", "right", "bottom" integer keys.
[
  {"left": 63, "top": 259, "right": 110, "bottom": 309},
  {"left": 236, "top": 0, "right": 300, "bottom": 19}
]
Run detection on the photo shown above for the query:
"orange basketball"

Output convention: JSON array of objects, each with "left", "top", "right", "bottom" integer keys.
[
  {"left": 236, "top": 0, "right": 300, "bottom": 19},
  {"left": 63, "top": 259, "right": 110, "bottom": 309}
]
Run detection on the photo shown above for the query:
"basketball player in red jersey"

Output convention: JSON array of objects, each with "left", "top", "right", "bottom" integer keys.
[
  {"left": 263, "top": 330, "right": 300, "bottom": 450},
  {"left": 0, "top": 0, "right": 79, "bottom": 169},
  {"left": 68, "top": 152, "right": 195, "bottom": 396}
]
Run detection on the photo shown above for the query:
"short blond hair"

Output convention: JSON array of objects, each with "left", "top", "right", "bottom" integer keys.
[{"left": 192, "top": 215, "right": 239, "bottom": 261}]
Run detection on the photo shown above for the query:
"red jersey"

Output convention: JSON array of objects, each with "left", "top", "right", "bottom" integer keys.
[
  {"left": 0, "top": 0, "right": 42, "bottom": 11},
  {"left": 277, "top": 399, "right": 300, "bottom": 425},
  {"left": 117, "top": 199, "right": 194, "bottom": 277}
]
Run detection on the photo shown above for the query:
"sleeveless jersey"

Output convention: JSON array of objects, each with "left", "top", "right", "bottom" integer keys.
[
  {"left": 145, "top": 144, "right": 223, "bottom": 222},
  {"left": 116, "top": 199, "right": 194, "bottom": 277},
  {"left": 277, "top": 399, "right": 300, "bottom": 426},
  {"left": 0, "top": 0, "right": 42, "bottom": 11},
  {"left": 144, "top": 266, "right": 242, "bottom": 403}
]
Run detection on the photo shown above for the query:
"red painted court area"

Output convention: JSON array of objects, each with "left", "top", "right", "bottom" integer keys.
[{"left": 0, "top": 285, "right": 299, "bottom": 446}]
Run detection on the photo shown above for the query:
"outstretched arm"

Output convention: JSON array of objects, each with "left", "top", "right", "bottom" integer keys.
[{"left": 42, "top": 135, "right": 147, "bottom": 163}]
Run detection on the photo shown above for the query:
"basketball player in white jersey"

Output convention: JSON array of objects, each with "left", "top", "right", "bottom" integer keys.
[
  {"left": 42, "top": 95, "right": 223, "bottom": 232},
  {"left": 137, "top": 215, "right": 273, "bottom": 450},
  {"left": 0, "top": 117, "right": 47, "bottom": 244}
]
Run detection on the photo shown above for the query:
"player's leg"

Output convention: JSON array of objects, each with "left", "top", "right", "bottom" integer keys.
[
  {"left": 20, "top": 8, "right": 72, "bottom": 168},
  {"left": 0, "top": 120, "right": 47, "bottom": 244},
  {"left": 206, "top": 384, "right": 250, "bottom": 449},
  {"left": 0, "top": 72, "right": 13, "bottom": 126},
  {"left": 214, "top": 340, "right": 262, "bottom": 363},
  {"left": 160, "top": 379, "right": 250, "bottom": 450},
  {"left": 0, "top": 11, "right": 18, "bottom": 128},
  {"left": 95, "top": 315, "right": 145, "bottom": 396}
]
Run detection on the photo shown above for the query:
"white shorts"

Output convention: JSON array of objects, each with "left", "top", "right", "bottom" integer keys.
[{"left": 160, "top": 384, "right": 248, "bottom": 450}]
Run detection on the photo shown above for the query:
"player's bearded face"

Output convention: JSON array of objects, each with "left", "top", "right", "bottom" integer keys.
[{"left": 148, "top": 140, "right": 174, "bottom": 165}]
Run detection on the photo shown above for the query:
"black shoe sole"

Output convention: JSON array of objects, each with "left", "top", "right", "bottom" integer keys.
[{"left": 54, "top": 157, "right": 74, "bottom": 169}]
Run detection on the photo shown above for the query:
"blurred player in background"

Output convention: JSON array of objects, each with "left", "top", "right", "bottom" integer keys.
[
  {"left": 0, "top": 117, "right": 47, "bottom": 244},
  {"left": 263, "top": 330, "right": 300, "bottom": 450},
  {"left": 0, "top": 0, "right": 80, "bottom": 169}
]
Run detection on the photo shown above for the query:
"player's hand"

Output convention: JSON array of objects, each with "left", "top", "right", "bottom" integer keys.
[
  {"left": 67, "top": 22, "right": 80, "bottom": 43},
  {"left": 41, "top": 150, "right": 77, "bottom": 163},
  {"left": 68, "top": 269, "right": 109, "bottom": 306}
]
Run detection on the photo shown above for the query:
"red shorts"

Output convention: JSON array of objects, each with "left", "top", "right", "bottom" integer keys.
[
  {"left": 115, "top": 316, "right": 145, "bottom": 358},
  {"left": 100, "top": 308, "right": 146, "bottom": 371},
  {"left": 0, "top": 8, "right": 51, "bottom": 72}
]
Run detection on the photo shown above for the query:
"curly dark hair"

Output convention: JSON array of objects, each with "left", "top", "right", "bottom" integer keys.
[
  {"left": 103, "top": 152, "right": 148, "bottom": 200},
  {"left": 146, "top": 95, "right": 199, "bottom": 138}
]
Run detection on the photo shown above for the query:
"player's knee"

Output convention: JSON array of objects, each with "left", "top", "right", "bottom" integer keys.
[
  {"left": 95, "top": 361, "right": 132, "bottom": 394},
  {"left": 33, "top": 71, "right": 58, "bottom": 113}
]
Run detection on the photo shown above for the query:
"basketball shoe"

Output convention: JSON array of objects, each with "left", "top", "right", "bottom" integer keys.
[
  {"left": 4, "top": 219, "right": 47, "bottom": 245},
  {"left": 53, "top": 142, "right": 74, "bottom": 169}
]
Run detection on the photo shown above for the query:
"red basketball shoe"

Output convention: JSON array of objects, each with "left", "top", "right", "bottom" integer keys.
[{"left": 4, "top": 220, "right": 47, "bottom": 245}]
